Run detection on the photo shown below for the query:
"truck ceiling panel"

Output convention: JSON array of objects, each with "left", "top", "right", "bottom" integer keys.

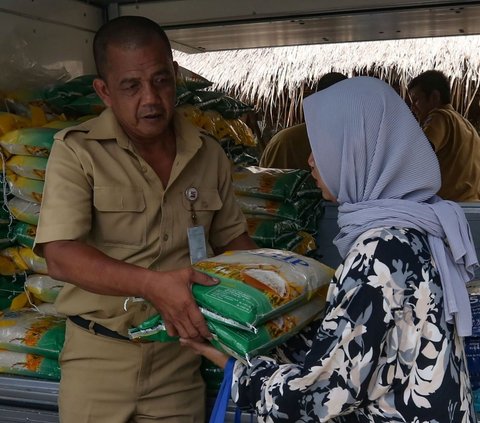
[
  {"left": 118, "top": 0, "right": 479, "bottom": 26},
  {"left": 117, "top": 2, "right": 480, "bottom": 52},
  {"left": 1, "top": 0, "right": 103, "bottom": 32}
]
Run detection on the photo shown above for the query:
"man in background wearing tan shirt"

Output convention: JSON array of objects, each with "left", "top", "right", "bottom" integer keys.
[{"left": 408, "top": 70, "right": 480, "bottom": 202}]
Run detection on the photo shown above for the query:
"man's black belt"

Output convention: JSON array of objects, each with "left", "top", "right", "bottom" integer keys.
[{"left": 69, "top": 315, "right": 130, "bottom": 341}]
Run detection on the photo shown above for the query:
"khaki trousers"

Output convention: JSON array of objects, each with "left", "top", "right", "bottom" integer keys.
[{"left": 59, "top": 319, "right": 205, "bottom": 423}]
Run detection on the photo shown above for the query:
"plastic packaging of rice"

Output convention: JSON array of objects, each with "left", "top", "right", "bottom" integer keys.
[
  {"left": 25, "top": 274, "right": 64, "bottom": 303},
  {"left": 129, "top": 294, "right": 326, "bottom": 362},
  {"left": 6, "top": 155, "right": 48, "bottom": 181},
  {"left": 12, "top": 221, "right": 37, "bottom": 248},
  {"left": 191, "top": 248, "right": 333, "bottom": 330},
  {"left": 0, "top": 128, "right": 56, "bottom": 157},
  {"left": 0, "top": 349, "right": 60, "bottom": 380},
  {"left": 6, "top": 172, "right": 44, "bottom": 203},
  {"left": 232, "top": 166, "right": 323, "bottom": 202},
  {"left": 7, "top": 197, "right": 41, "bottom": 225},
  {"left": 0, "top": 309, "right": 65, "bottom": 359}
]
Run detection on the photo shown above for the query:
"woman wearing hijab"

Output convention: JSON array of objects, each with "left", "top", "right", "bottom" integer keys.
[{"left": 181, "top": 76, "right": 477, "bottom": 422}]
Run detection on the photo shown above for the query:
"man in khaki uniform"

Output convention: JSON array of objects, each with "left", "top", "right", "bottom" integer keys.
[
  {"left": 408, "top": 70, "right": 480, "bottom": 201},
  {"left": 33, "top": 16, "right": 256, "bottom": 423},
  {"left": 259, "top": 72, "right": 347, "bottom": 171}
]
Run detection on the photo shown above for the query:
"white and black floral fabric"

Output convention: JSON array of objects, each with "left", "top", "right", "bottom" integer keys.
[{"left": 232, "top": 227, "right": 475, "bottom": 422}]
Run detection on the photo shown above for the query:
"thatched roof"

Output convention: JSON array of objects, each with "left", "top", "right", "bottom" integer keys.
[{"left": 174, "top": 35, "right": 480, "bottom": 131}]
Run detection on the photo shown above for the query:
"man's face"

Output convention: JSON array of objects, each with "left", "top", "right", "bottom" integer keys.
[
  {"left": 408, "top": 86, "right": 437, "bottom": 125},
  {"left": 93, "top": 39, "right": 178, "bottom": 144}
]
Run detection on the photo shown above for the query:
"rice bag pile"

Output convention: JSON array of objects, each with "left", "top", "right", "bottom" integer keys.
[
  {"left": 233, "top": 166, "right": 324, "bottom": 255},
  {"left": 175, "top": 66, "right": 260, "bottom": 166},
  {"left": 0, "top": 306, "right": 64, "bottom": 380},
  {"left": 41, "top": 74, "right": 104, "bottom": 117},
  {"left": 0, "top": 124, "right": 55, "bottom": 277},
  {"left": 0, "top": 111, "right": 74, "bottom": 312},
  {"left": 129, "top": 248, "right": 334, "bottom": 362}
]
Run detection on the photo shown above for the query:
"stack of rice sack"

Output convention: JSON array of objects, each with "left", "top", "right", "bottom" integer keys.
[
  {"left": 129, "top": 248, "right": 334, "bottom": 363},
  {"left": 0, "top": 113, "right": 67, "bottom": 381},
  {"left": 0, "top": 112, "right": 41, "bottom": 311},
  {"left": 41, "top": 74, "right": 105, "bottom": 118},
  {"left": 175, "top": 66, "right": 260, "bottom": 166},
  {"left": 40, "top": 69, "right": 260, "bottom": 166},
  {"left": 0, "top": 304, "right": 64, "bottom": 381},
  {"left": 232, "top": 166, "right": 324, "bottom": 256}
]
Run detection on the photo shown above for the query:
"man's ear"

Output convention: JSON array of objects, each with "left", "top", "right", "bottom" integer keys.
[{"left": 93, "top": 78, "right": 112, "bottom": 108}]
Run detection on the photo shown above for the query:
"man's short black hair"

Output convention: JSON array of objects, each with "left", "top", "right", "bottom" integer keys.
[
  {"left": 408, "top": 70, "right": 451, "bottom": 104},
  {"left": 317, "top": 72, "right": 348, "bottom": 91},
  {"left": 93, "top": 16, "right": 173, "bottom": 80}
]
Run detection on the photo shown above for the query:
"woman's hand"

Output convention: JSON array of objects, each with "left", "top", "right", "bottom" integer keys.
[{"left": 179, "top": 337, "right": 231, "bottom": 369}]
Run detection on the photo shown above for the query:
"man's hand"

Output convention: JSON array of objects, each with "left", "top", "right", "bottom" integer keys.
[{"left": 144, "top": 268, "right": 218, "bottom": 339}]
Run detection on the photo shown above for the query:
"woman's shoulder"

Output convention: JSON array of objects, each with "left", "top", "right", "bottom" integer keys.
[{"left": 345, "top": 226, "right": 431, "bottom": 275}]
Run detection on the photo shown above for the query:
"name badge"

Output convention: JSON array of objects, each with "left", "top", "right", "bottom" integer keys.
[{"left": 187, "top": 225, "right": 207, "bottom": 264}]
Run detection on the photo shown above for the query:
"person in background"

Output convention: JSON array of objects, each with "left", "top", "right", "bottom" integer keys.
[
  {"left": 408, "top": 69, "right": 480, "bottom": 201},
  {"left": 181, "top": 76, "right": 477, "bottom": 422},
  {"left": 259, "top": 72, "right": 347, "bottom": 170},
  {"left": 33, "top": 16, "right": 256, "bottom": 423}
]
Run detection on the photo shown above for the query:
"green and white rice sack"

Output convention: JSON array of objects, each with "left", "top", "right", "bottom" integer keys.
[
  {"left": 128, "top": 294, "right": 326, "bottom": 362},
  {"left": 192, "top": 248, "right": 333, "bottom": 330}
]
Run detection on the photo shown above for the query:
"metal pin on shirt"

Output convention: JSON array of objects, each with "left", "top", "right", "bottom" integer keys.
[{"left": 185, "top": 187, "right": 198, "bottom": 226}]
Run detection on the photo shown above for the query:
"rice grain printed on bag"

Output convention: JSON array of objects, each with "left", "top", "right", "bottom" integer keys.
[{"left": 191, "top": 248, "right": 333, "bottom": 329}]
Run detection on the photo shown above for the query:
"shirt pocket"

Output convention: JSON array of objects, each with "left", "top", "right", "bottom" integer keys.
[
  {"left": 181, "top": 188, "right": 222, "bottom": 232},
  {"left": 93, "top": 186, "right": 146, "bottom": 248}
]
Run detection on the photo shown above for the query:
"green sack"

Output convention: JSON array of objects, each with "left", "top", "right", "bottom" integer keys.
[
  {"left": 233, "top": 166, "right": 322, "bottom": 202},
  {"left": 11, "top": 221, "right": 37, "bottom": 248},
  {"left": 192, "top": 248, "right": 332, "bottom": 329},
  {"left": 129, "top": 294, "right": 326, "bottom": 362},
  {"left": 0, "top": 350, "right": 60, "bottom": 381},
  {"left": 0, "top": 310, "right": 65, "bottom": 359},
  {"left": 0, "top": 128, "right": 56, "bottom": 157}
]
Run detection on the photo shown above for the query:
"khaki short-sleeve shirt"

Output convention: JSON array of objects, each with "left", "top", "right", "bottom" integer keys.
[
  {"left": 34, "top": 108, "right": 247, "bottom": 333},
  {"left": 423, "top": 104, "right": 480, "bottom": 201}
]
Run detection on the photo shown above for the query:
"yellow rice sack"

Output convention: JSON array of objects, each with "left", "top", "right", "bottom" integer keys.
[
  {"left": 25, "top": 274, "right": 64, "bottom": 303},
  {"left": 7, "top": 197, "right": 41, "bottom": 225},
  {"left": 0, "top": 128, "right": 56, "bottom": 157},
  {"left": 6, "top": 155, "right": 48, "bottom": 181},
  {"left": 6, "top": 171, "right": 44, "bottom": 203}
]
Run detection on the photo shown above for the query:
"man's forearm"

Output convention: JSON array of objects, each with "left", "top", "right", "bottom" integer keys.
[{"left": 43, "top": 240, "right": 153, "bottom": 298}]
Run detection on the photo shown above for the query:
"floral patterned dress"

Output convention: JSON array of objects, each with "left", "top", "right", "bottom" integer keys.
[{"left": 232, "top": 227, "right": 475, "bottom": 422}]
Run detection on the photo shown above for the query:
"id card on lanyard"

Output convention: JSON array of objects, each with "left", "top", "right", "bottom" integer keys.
[{"left": 185, "top": 187, "right": 207, "bottom": 264}]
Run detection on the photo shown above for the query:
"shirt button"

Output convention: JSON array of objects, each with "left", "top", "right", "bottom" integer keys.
[{"left": 163, "top": 234, "right": 169, "bottom": 241}]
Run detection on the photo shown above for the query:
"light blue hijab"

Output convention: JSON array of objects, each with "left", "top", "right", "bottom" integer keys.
[{"left": 304, "top": 76, "right": 478, "bottom": 336}]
